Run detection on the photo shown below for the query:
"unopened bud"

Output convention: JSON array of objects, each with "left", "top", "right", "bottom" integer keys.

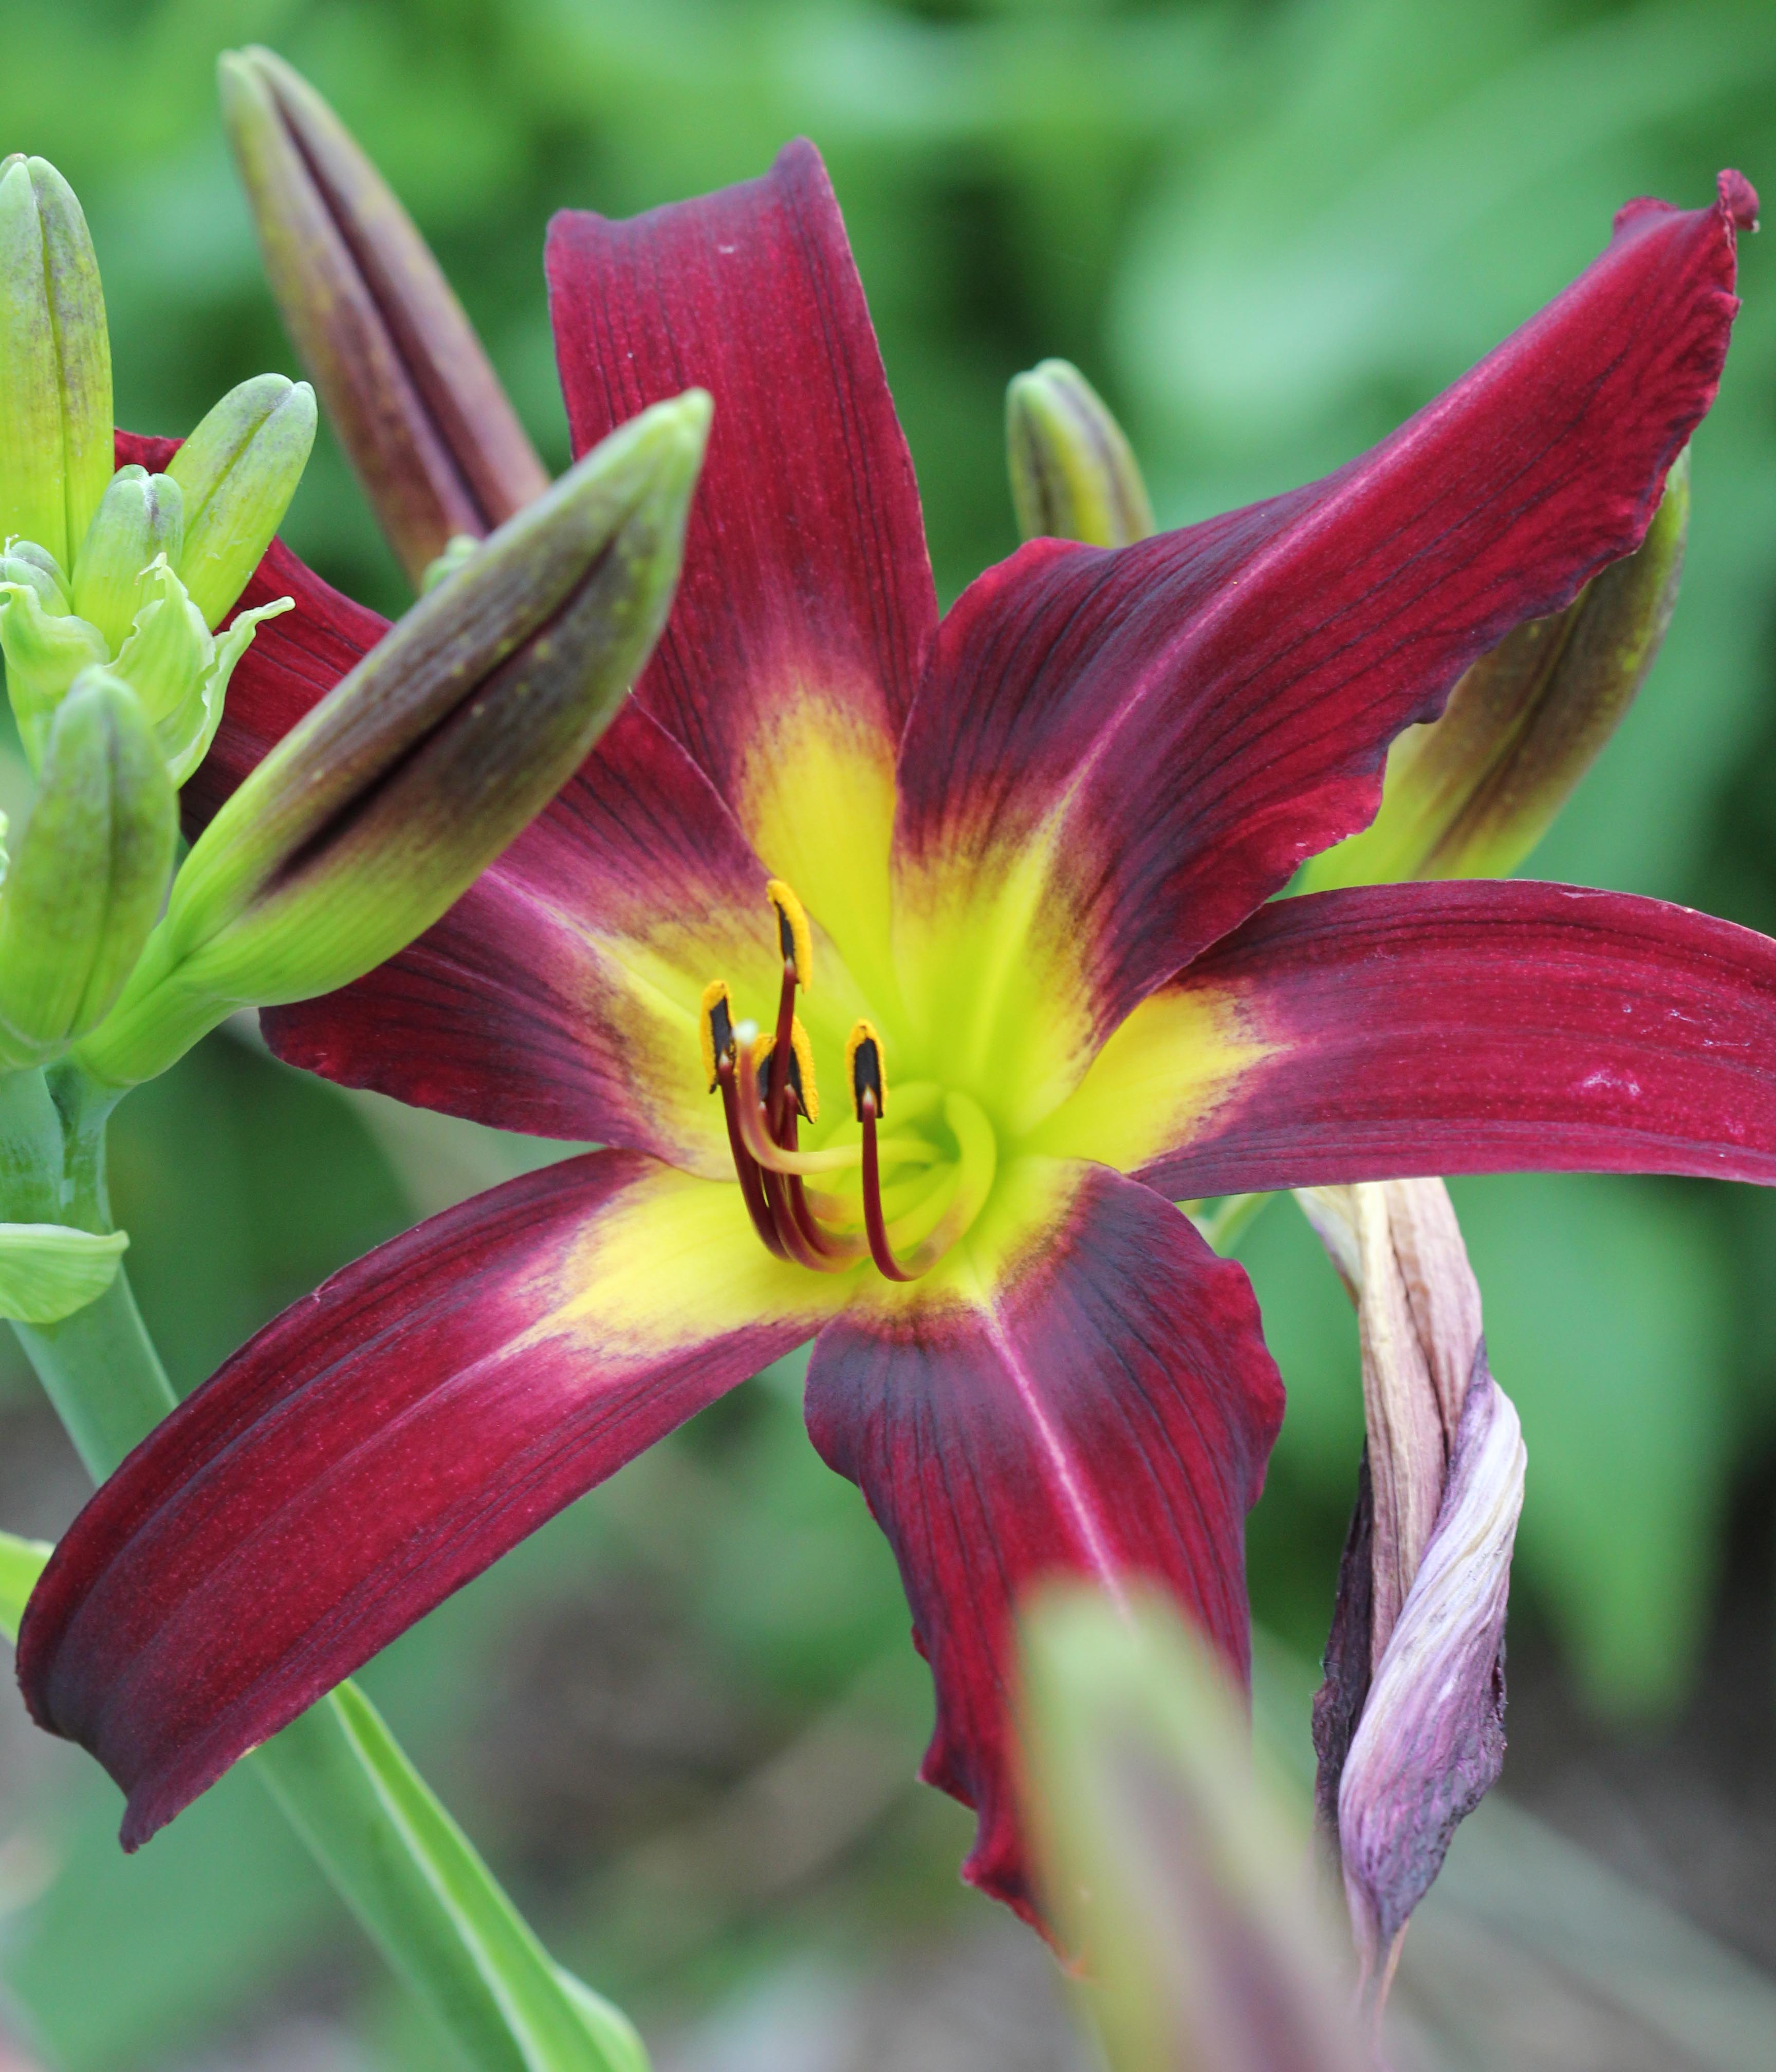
[
  {"left": 166, "top": 374, "right": 317, "bottom": 627},
  {"left": 0, "top": 670, "right": 176, "bottom": 1068},
  {"left": 72, "top": 465, "right": 184, "bottom": 651},
  {"left": 1019, "top": 1587, "right": 1370, "bottom": 2072},
  {"left": 0, "top": 558, "right": 107, "bottom": 763},
  {"left": 76, "top": 391, "right": 710, "bottom": 1088},
  {"left": 219, "top": 46, "right": 550, "bottom": 586},
  {"left": 0, "top": 1223, "right": 130, "bottom": 1327},
  {"left": 0, "top": 156, "right": 113, "bottom": 572},
  {"left": 1305, "top": 452, "right": 1689, "bottom": 891},
  {"left": 1298, "top": 1179, "right": 1525, "bottom": 2013},
  {"left": 1006, "top": 358, "right": 1155, "bottom": 549}
]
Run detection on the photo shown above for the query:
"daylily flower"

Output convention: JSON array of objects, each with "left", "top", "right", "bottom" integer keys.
[{"left": 20, "top": 149, "right": 1776, "bottom": 1931}]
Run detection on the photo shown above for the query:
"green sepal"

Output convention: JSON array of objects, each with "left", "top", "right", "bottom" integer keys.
[
  {"left": 0, "top": 1527, "right": 52, "bottom": 1644},
  {"left": 1305, "top": 450, "right": 1691, "bottom": 891},
  {"left": 0, "top": 156, "right": 113, "bottom": 572},
  {"left": 77, "top": 391, "right": 710, "bottom": 1089},
  {"left": 169, "top": 373, "right": 316, "bottom": 627},
  {"left": 0, "top": 669, "right": 177, "bottom": 1063},
  {"left": 1006, "top": 358, "right": 1155, "bottom": 550},
  {"left": 0, "top": 1221, "right": 128, "bottom": 1324},
  {"left": 72, "top": 464, "right": 185, "bottom": 651}
]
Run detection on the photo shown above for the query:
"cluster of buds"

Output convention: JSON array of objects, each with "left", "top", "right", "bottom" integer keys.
[
  {"left": 0, "top": 95, "right": 709, "bottom": 1304},
  {"left": 0, "top": 156, "right": 315, "bottom": 783},
  {"left": 1298, "top": 1180, "right": 1526, "bottom": 2011}
]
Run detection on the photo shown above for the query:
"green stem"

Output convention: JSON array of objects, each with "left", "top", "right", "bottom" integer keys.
[{"left": 5, "top": 1064, "right": 644, "bottom": 2072}]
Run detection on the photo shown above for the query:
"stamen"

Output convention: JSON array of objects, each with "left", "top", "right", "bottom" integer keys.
[
  {"left": 734, "top": 1040, "right": 937, "bottom": 1177},
  {"left": 766, "top": 878, "right": 813, "bottom": 990},
  {"left": 702, "top": 985, "right": 783, "bottom": 1258},
  {"left": 846, "top": 1020, "right": 886, "bottom": 1119}
]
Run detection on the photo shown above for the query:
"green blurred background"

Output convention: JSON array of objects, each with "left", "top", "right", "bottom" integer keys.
[{"left": 4, "top": 0, "right": 1776, "bottom": 2065}]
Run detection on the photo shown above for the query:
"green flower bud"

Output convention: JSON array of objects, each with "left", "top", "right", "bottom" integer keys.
[
  {"left": 0, "top": 567, "right": 108, "bottom": 766},
  {"left": 1306, "top": 451, "right": 1690, "bottom": 891},
  {"left": 168, "top": 372, "right": 317, "bottom": 627},
  {"left": 219, "top": 46, "right": 550, "bottom": 587},
  {"left": 2, "top": 537, "right": 70, "bottom": 611},
  {"left": 1018, "top": 1588, "right": 1370, "bottom": 2072},
  {"left": 1006, "top": 358, "right": 1155, "bottom": 550},
  {"left": 420, "top": 532, "right": 479, "bottom": 594},
  {"left": 77, "top": 391, "right": 711, "bottom": 1089},
  {"left": 112, "top": 557, "right": 292, "bottom": 784},
  {"left": 0, "top": 156, "right": 113, "bottom": 571},
  {"left": 71, "top": 464, "right": 184, "bottom": 651},
  {"left": 0, "top": 1222, "right": 129, "bottom": 1326},
  {"left": 0, "top": 669, "right": 176, "bottom": 1067}
]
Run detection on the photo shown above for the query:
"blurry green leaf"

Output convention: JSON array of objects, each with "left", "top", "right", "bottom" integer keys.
[
  {"left": 0, "top": 1528, "right": 50, "bottom": 1640},
  {"left": 256, "top": 1682, "right": 650, "bottom": 2072}
]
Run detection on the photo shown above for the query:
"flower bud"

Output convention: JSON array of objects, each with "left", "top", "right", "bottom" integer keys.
[
  {"left": 0, "top": 563, "right": 106, "bottom": 763},
  {"left": 166, "top": 373, "right": 317, "bottom": 628},
  {"left": 1006, "top": 358, "right": 1155, "bottom": 549},
  {"left": 1304, "top": 452, "right": 1690, "bottom": 891},
  {"left": 0, "top": 155, "right": 113, "bottom": 572},
  {"left": 0, "top": 1223, "right": 130, "bottom": 1327},
  {"left": 219, "top": 46, "right": 550, "bottom": 587},
  {"left": 1019, "top": 1586, "right": 1370, "bottom": 2072},
  {"left": 0, "top": 669, "right": 176, "bottom": 1068},
  {"left": 1298, "top": 1179, "right": 1526, "bottom": 2012},
  {"left": 76, "top": 391, "right": 710, "bottom": 1089},
  {"left": 71, "top": 465, "right": 184, "bottom": 651}
]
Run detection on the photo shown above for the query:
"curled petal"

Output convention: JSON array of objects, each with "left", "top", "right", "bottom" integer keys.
[
  {"left": 1338, "top": 1367, "right": 1525, "bottom": 1995},
  {"left": 895, "top": 177, "right": 1747, "bottom": 1090},
  {"left": 804, "top": 1161, "right": 1283, "bottom": 1921}
]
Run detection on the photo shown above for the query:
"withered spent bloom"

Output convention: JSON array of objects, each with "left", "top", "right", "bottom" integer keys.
[{"left": 1299, "top": 1179, "right": 1526, "bottom": 2011}]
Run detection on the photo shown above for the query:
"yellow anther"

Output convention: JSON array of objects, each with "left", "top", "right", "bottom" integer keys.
[
  {"left": 845, "top": 1019, "right": 886, "bottom": 1120},
  {"left": 752, "top": 1016, "right": 820, "bottom": 1124},
  {"left": 699, "top": 979, "right": 735, "bottom": 1091},
  {"left": 766, "top": 878, "right": 813, "bottom": 990}
]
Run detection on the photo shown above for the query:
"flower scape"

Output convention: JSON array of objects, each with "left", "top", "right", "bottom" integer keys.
[{"left": 17, "top": 142, "right": 1776, "bottom": 1930}]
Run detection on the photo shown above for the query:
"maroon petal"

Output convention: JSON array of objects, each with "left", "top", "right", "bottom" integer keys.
[
  {"left": 1073, "top": 881, "right": 1776, "bottom": 1200},
  {"left": 804, "top": 1163, "right": 1284, "bottom": 1922},
  {"left": 547, "top": 140, "right": 936, "bottom": 959},
  {"left": 895, "top": 176, "right": 1749, "bottom": 1050},
  {"left": 18, "top": 1153, "right": 844, "bottom": 1846}
]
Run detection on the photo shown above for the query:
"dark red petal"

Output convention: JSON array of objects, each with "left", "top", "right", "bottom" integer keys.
[
  {"left": 894, "top": 176, "right": 1748, "bottom": 1047},
  {"left": 546, "top": 138, "right": 936, "bottom": 865},
  {"left": 804, "top": 1165, "right": 1285, "bottom": 1923},
  {"left": 265, "top": 703, "right": 804, "bottom": 1164},
  {"left": 1127, "top": 881, "right": 1776, "bottom": 1200},
  {"left": 18, "top": 1153, "right": 835, "bottom": 1846}
]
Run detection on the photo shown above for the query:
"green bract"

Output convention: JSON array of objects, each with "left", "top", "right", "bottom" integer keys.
[
  {"left": 0, "top": 1223, "right": 130, "bottom": 1326},
  {"left": 0, "top": 669, "right": 175, "bottom": 1068}
]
